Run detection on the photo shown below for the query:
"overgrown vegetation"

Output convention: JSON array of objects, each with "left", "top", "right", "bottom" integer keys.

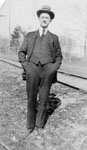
[
  {"left": 10, "top": 25, "right": 27, "bottom": 55},
  {"left": 0, "top": 25, "right": 27, "bottom": 60}
]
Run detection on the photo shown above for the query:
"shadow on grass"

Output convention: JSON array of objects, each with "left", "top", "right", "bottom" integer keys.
[
  {"left": 35, "top": 93, "right": 61, "bottom": 128},
  {"left": 44, "top": 93, "right": 61, "bottom": 127}
]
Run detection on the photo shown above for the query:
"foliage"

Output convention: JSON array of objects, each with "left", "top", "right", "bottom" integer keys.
[
  {"left": 60, "top": 35, "right": 76, "bottom": 60},
  {"left": 10, "top": 25, "right": 27, "bottom": 54}
]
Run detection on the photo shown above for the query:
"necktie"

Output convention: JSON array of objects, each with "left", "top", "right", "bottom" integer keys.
[{"left": 41, "top": 29, "right": 45, "bottom": 37}]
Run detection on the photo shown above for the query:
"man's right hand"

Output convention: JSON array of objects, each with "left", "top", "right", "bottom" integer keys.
[{"left": 21, "top": 61, "right": 28, "bottom": 70}]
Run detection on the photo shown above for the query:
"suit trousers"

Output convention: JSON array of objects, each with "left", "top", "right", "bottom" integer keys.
[{"left": 25, "top": 61, "right": 56, "bottom": 128}]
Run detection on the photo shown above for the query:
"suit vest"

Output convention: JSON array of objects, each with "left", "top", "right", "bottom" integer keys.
[{"left": 30, "top": 32, "right": 53, "bottom": 65}]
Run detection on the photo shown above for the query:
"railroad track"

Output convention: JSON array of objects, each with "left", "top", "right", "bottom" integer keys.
[
  {"left": 0, "top": 141, "right": 11, "bottom": 150},
  {"left": 0, "top": 57, "right": 87, "bottom": 92}
]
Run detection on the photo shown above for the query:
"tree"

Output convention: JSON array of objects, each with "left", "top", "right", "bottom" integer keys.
[
  {"left": 10, "top": 25, "right": 27, "bottom": 54},
  {"left": 10, "top": 25, "right": 21, "bottom": 54}
]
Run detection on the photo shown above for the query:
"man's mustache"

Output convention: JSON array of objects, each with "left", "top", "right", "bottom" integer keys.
[{"left": 42, "top": 21, "right": 47, "bottom": 23}]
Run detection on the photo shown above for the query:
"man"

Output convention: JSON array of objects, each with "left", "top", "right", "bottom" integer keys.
[{"left": 18, "top": 5, "right": 62, "bottom": 134}]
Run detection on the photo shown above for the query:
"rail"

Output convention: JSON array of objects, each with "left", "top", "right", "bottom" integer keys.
[
  {"left": 0, "top": 57, "right": 87, "bottom": 92},
  {"left": 0, "top": 141, "right": 12, "bottom": 150}
]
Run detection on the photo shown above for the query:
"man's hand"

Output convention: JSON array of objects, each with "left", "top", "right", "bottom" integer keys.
[{"left": 21, "top": 61, "right": 28, "bottom": 70}]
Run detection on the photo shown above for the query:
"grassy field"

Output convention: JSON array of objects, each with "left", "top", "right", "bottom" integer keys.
[{"left": 0, "top": 61, "right": 87, "bottom": 150}]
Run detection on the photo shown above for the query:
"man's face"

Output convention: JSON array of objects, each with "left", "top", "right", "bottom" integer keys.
[{"left": 39, "top": 13, "right": 51, "bottom": 28}]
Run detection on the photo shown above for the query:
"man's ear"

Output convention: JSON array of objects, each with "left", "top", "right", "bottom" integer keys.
[{"left": 50, "top": 19, "right": 52, "bottom": 23}]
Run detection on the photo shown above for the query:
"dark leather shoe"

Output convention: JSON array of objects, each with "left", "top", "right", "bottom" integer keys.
[
  {"left": 28, "top": 128, "right": 34, "bottom": 134},
  {"left": 35, "top": 126, "right": 44, "bottom": 131},
  {"left": 35, "top": 127, "right": 44, "bottom": 134},
  {"left": 22, "top": 127, "right": 35, "bottom": 139},
  {"left": 26, "top": 124, "right": 35, "bottom": 134}
]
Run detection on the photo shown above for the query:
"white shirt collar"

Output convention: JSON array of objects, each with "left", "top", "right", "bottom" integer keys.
[{"left": 39, "top": 27, "right": 48, "bottom": 37}]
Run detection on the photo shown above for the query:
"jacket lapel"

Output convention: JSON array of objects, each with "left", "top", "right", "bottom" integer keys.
[
  {"left": 31, "top": 30, "right": 38, "bottom": 49},
  {"left": 27, "top": 30, "right": 38, "bottom": 60},
  {"left": 28, "top": 30, "right": 38, "bottom": 48},
  {"left": 48, "top": 31, "right": 55, "bottom": 61}
]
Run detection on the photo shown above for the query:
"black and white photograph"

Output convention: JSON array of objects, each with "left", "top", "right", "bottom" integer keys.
[{"left": 0, "top": 0, "right": 87, "bottom": 150}]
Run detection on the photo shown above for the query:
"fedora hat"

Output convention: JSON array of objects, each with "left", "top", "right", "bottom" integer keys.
[{"left": 37, "top": 5, "right": 55, "bottom": 19}]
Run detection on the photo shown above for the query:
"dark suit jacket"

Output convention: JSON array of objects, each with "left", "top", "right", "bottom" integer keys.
[{"left": 18, "top": 30, "right": 63, "bottom": 83}]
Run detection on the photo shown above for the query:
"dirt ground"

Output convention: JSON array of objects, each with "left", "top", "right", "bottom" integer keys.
[{"left": 0, "top": 61, "right": 87, "bottom": 150}]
